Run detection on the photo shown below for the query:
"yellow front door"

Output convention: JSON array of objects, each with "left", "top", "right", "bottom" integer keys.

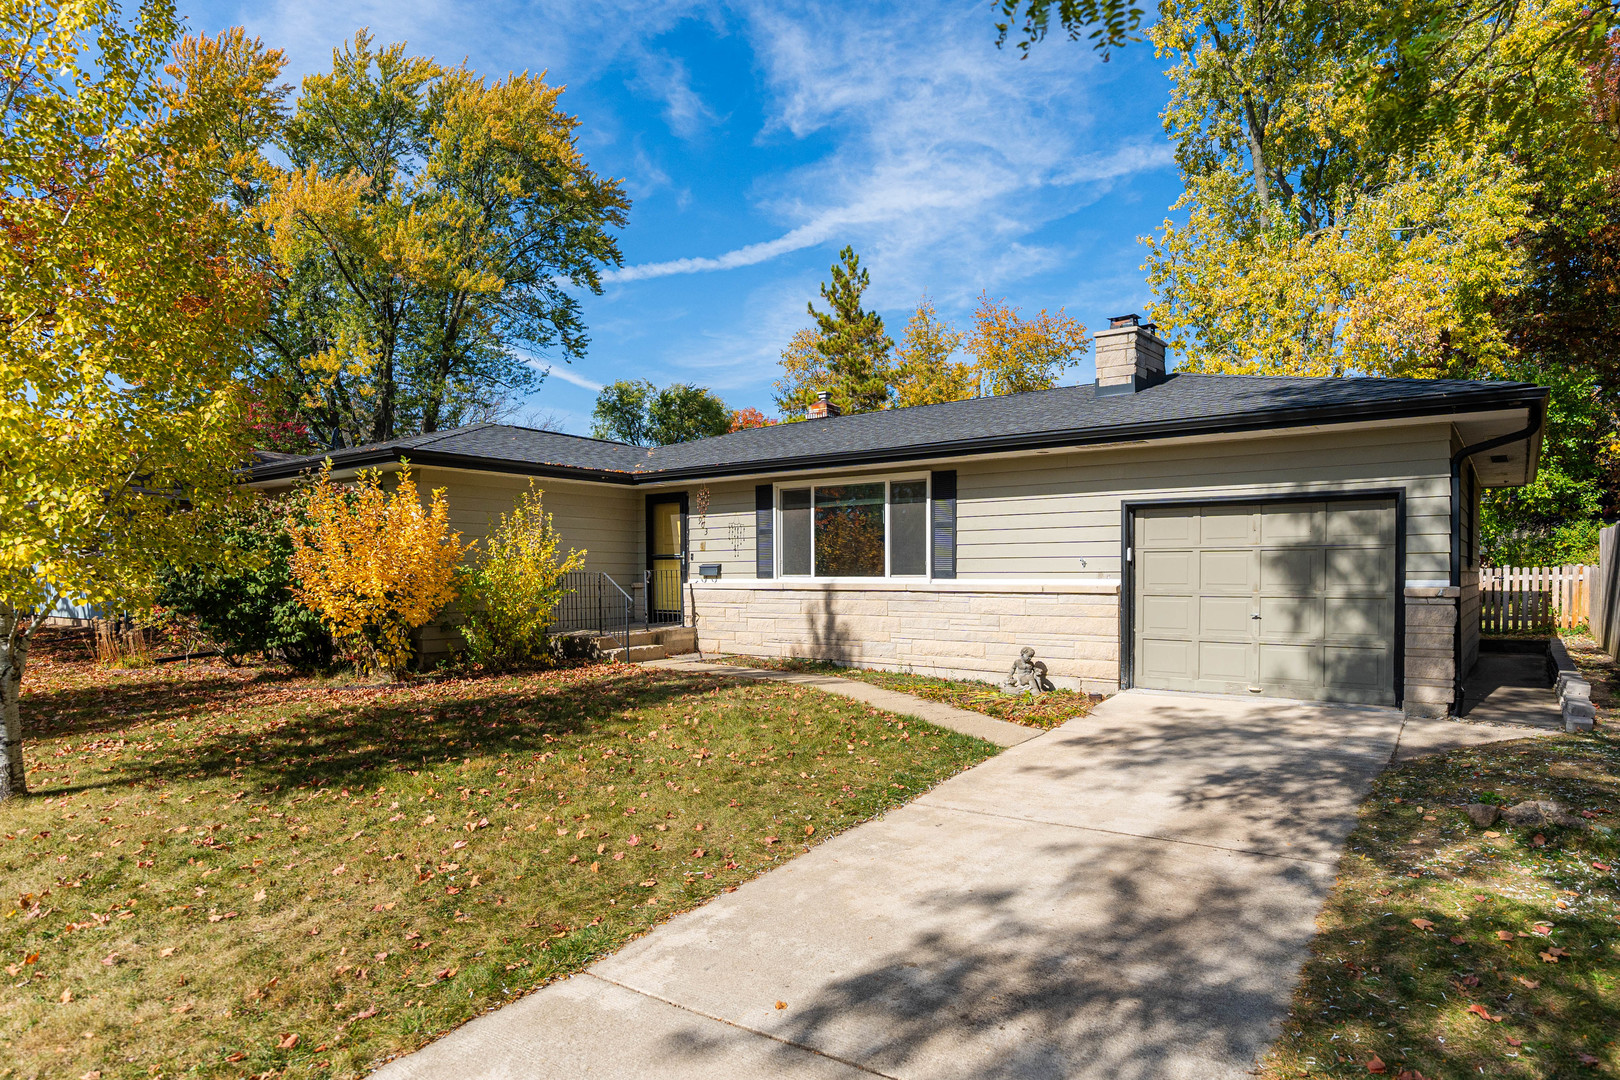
[{"left": 651, "top": 500, "right": 683, "bottom": 616}]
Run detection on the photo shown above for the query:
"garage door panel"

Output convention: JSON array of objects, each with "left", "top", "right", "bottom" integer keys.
[
  {"left": 1198, "top": 506, "right": 1255, "bottom": 545},
  {"left": 1139, "top": 512, "right": 1197, "bottom": 545},
  {"left": 1326, "top": 547, "right": 1393, "bottom": 591},
  {"left": 1133, "top": 499, "right": 1398, "bottom": 707},
  {"left": 1140, "top": 595, "right": 1193, "bottom": 635},
  {"left": 1199, "top": 596, "right": 1253, "bottom": 636},
  {"left": 1261, "top": 548, "right": 1322, "bottom": 590},
  {"left": 1140, "top": 639, "right": 1195, "bottom": 684},
  {"left": 1141, "top": 550, "right": 1194, "bottom": 589},
  {"left": 1324, "top": 596, "right": 1389, "bottom": 639},
  {"left": 1198, "top": 641, "right": 1251, "bottom": 682},
  {"left": 1199, "top": 549, "right": 1254, "bottom": 591},
  {"left": 1258, "top": 595, "right": 1323, "bottom": 637},
  {"left": 1258, "top": 642, "right": 1320, "bottom": 686},
  {"left": 1259, "top": 504, "right": 1322, "bottom": 544}
]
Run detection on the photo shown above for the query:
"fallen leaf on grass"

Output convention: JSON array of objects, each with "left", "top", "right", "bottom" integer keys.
[
  {"left": 1455, "top": 974, "right": 1480, "bottom": 987},
  {"left": 170, "top": 1003, "right": 192, "bottom": 1014},
  {"left": 774, "top": 1000, "right": 786, "bottom": 1010},
  {"left": 1533, "top": 923, "right": 1554, "bottom": 935},
  {"left": 1484, "top": 830, "right": 1502, "bottom": 838},
  {"left": 1397, "top": 1071, "right": 1427, "bottom": 1080},
  {"left": 1577, "top": 1052, "right": 1600, "bottom": 1067},
  {"left": 349, "top": 1005, "right": 378, "bottom": 1021},
  {"left": 253, "top": 889, "right": 266, "bottom": 902},
  {"left": 60, "top": 990, "right": 72, "bottom": 1003},
  {"left": 1496, "top": 931, "right": 1517, "bottom": 941},
  {"left": 1507, "top": 1037, "right": 1523, "bottom": 1047},
  {"left": 436, "top": 966, "right": 457, "bottom": 980},
  {"left": 1411, "top": 918, "right": 1436, "bottom": 930},
  {"left": 1376, "top": 888, "right": 1392, "bottom": 897},
  {"left": 1532, "top": 833, "right": 1548, "bottom": 847},
  {"left": 1450, "top": 935, "right": 1468, "bottom": 945},
  {"left": 1514, "top": 977, "right": 1541, "bottom": 989},
  {"left": 1540, "top": 948, "right": 1570, "bottom": 963},
  {"left": 159, "top": 947, "right": 176, "bottom": 957},
  {"left": 226, "top": 1052, "right": 246, "bottom": 1062},
  {"left": 79, "top": 1071, "right": 100, "bottom": 1080},
  {"left": 1594, "top": 861, "right": 1613, "bottom": 872},
  {"left": 1366, "top": 1054, "right": 1387, "bottom": 1074},
  {"left": 1466, "top": 1003, "right": 1503, "bottom": 1022},
  {"left": 278, "top": 1033, "right": 299, "bottom": 1049}
]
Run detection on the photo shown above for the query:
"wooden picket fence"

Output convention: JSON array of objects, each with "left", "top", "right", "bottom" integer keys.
[{"left": 1479, "top": 564, "right": 1594, "bottom": 633}]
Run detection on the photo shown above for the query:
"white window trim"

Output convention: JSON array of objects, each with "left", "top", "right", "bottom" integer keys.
[{"left": 774, "top": 473, "right": 932, "bottom": 581}]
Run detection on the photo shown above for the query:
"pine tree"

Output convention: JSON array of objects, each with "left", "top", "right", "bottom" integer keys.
[{"left": 807, "top": 246, "right": 894, "bottom": 414}]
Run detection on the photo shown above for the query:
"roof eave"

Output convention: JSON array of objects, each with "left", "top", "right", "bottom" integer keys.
[{"left": 242, "top": 383, "right": 1548, "bottom": 487}]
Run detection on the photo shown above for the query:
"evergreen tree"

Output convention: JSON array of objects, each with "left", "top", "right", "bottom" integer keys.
[{"left": 806, "top": 246, "right": 895, "bottom": 414}]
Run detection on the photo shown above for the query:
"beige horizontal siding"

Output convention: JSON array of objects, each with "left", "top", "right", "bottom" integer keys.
[
  {"left": 415, "top": 468, "right": 641, "bottom": 583},
  {"left": 677, "top": 424, "right": 1457, "bottom": 586},
  {"left": 955, "top": 425, "right": 1454, "bottom": 580}
]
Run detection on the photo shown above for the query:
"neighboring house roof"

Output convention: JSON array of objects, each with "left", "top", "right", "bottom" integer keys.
[{"left": 246, "top": 373, "right": 1548, "bottom": 486}]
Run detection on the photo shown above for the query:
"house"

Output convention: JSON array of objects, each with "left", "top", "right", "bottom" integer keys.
[{"left": 247, "top": 316, "right": 1547, "bottom": 719}]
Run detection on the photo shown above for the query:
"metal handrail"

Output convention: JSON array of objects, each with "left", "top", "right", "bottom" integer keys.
[{"left": 551, "top": 571, "right": 633, "bottom": 656}]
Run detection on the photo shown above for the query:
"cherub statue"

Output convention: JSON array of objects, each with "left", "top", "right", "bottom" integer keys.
[{"left": 1000, "top": 646, "right": 1054, "bottom": 696}]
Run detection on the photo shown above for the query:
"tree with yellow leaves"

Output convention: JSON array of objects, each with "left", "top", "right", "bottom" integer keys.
[
  {"left": 458, "top": 482, "right": 585, "bottom": 671},
  {"left": 286, "top": 463, "right": 465, "bottom": 679},
  {"left": 892, "top": 295, "right": 973, "bottom": 408},
  {"left": 1, "top": 1, "right": 275, "bottom": 801},
  {"left": 964, "top": 293, "right": 1089, "bottom": 396},
  {"left": 189, "top": 30, "right": 630, "bottom": 448}
]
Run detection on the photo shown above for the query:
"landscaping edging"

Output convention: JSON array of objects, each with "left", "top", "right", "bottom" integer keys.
[{"left": 1550, "top": 636, "right": 1596, "bottom": 732}]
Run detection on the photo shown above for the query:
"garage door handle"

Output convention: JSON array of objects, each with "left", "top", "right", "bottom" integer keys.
[{"left": 1250, "top": 613, "right": 1262, "bottom": 619}]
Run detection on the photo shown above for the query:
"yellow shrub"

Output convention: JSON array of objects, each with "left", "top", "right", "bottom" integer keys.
[
  {"left": 459, "top": 482, "right": 585, "bottom": 670},
  {"left": 286, "top": 462, "right": 464, "bottom": 678}
]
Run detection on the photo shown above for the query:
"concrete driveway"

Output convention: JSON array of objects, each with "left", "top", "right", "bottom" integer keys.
[{"left": 373, "top": 690, "right": 1539, "bottom": 1080}]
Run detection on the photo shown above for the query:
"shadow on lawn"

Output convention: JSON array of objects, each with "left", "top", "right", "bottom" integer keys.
[{"left": 24, "top": 665, "right": 742, "bottom": 797}]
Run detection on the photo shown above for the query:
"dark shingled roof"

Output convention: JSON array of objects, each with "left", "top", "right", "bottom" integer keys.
[{"left": 247, "top": 373, "right": 1547, "bottom": 485}]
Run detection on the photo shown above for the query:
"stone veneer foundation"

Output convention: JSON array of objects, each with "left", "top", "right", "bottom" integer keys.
[
  {"left": 689, "top": 581, "right": 1122, "bottom": 694},
  {"left": 691, "top": 580, "right": 1460, "bottom": 716}
]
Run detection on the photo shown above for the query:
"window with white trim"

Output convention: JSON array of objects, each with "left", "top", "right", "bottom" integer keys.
[{"left": 776, "top": 476, "right": 930, "bottom": 579}]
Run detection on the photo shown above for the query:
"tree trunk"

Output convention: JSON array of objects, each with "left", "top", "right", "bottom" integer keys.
[{"left": 0, "top": 604, "right": 31, "bottom": 801}]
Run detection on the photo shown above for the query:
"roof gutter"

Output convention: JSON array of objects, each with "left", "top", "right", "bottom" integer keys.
[{"left": 1449, "top": 398, "right": 1546, "bottom": 711}]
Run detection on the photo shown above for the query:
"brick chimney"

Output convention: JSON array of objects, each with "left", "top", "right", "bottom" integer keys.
[
  {"left": 1094, "top": 314, "right": 1167, "bottom": 396},
  {"left": 807, "top": 391, "right": 842, "bottom": 419}
]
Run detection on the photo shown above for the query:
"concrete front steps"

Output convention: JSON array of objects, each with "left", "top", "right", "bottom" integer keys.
[{"left": 592, "top": 625, "right": 697, "bottom": 663}]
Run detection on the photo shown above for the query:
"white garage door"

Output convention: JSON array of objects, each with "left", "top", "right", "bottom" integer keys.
[{"left": 1132, "top": 500, "right": 1398, "bottom": 706}]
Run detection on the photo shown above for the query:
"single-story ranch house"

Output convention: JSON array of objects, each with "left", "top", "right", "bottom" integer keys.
[{"left": 248, "top": 317, "right": 1547, "bottom": 719}]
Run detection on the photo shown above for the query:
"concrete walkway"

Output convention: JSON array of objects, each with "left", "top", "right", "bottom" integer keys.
[
  {"left": 374, "top": 691, "right": 1551, "bottom": 1080},
  {"left": 649, "top": 656, "right": 1045, "bottom": 747}
]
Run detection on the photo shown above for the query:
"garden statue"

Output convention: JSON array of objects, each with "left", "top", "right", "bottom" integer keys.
[{"left": 1001, "top": 646, "right": 1054, "bottom": 696}]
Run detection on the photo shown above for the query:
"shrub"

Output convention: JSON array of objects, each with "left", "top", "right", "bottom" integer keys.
[
  {"left": 459, "top": 482, "right": 585, "bottom": 671},
  {"left": 286, "top": 462, "right": 465, "bottom": 679},
  {"left": 157, "top": 495, "right": 333, "bottom": 667}
]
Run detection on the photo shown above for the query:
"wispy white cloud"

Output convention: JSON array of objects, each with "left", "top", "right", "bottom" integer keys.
[
  {"left": 603, "top": 1, "right": 1174, "bottom": 301},
  {"left": 529, "top": 361, "right": 606, "bottom": 394}
]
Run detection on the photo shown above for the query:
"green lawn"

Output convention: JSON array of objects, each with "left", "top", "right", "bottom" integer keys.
[
  {"left": 715, "top": 654, "right": 1101, "bottom": 728},
  {"left": 1259, "top": 640, "right": 1619, "bottom": 1079},
  {"left": 0, "top": 634, "right": 998, "bottom": 1079}
]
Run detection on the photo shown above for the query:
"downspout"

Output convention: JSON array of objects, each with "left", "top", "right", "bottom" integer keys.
[{"left": 1449, "top": 402, "right": 1545, "bottom": 709}]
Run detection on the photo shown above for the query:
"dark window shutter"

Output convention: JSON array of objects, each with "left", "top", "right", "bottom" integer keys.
[
  {"left": 755, "top": 485, "right": 774, "bottom": 578},
  {"left": 931, "top": 470, "right": 956, "bottom": 579}
]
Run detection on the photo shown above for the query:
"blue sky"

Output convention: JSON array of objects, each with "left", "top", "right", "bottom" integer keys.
[{"left": 183, "top": 0, "right": 1183, "bottom": 434}]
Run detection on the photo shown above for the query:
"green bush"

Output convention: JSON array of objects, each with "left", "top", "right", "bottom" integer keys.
[
  {"left": 458, "top": 482, "right": 585, "bottom": 671},
  {"left": 1480, "top": 517, "right": 1603, "bottom": 567},
  {"left": 158, "top": 494, "right": 332, "bottom": 667}
]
